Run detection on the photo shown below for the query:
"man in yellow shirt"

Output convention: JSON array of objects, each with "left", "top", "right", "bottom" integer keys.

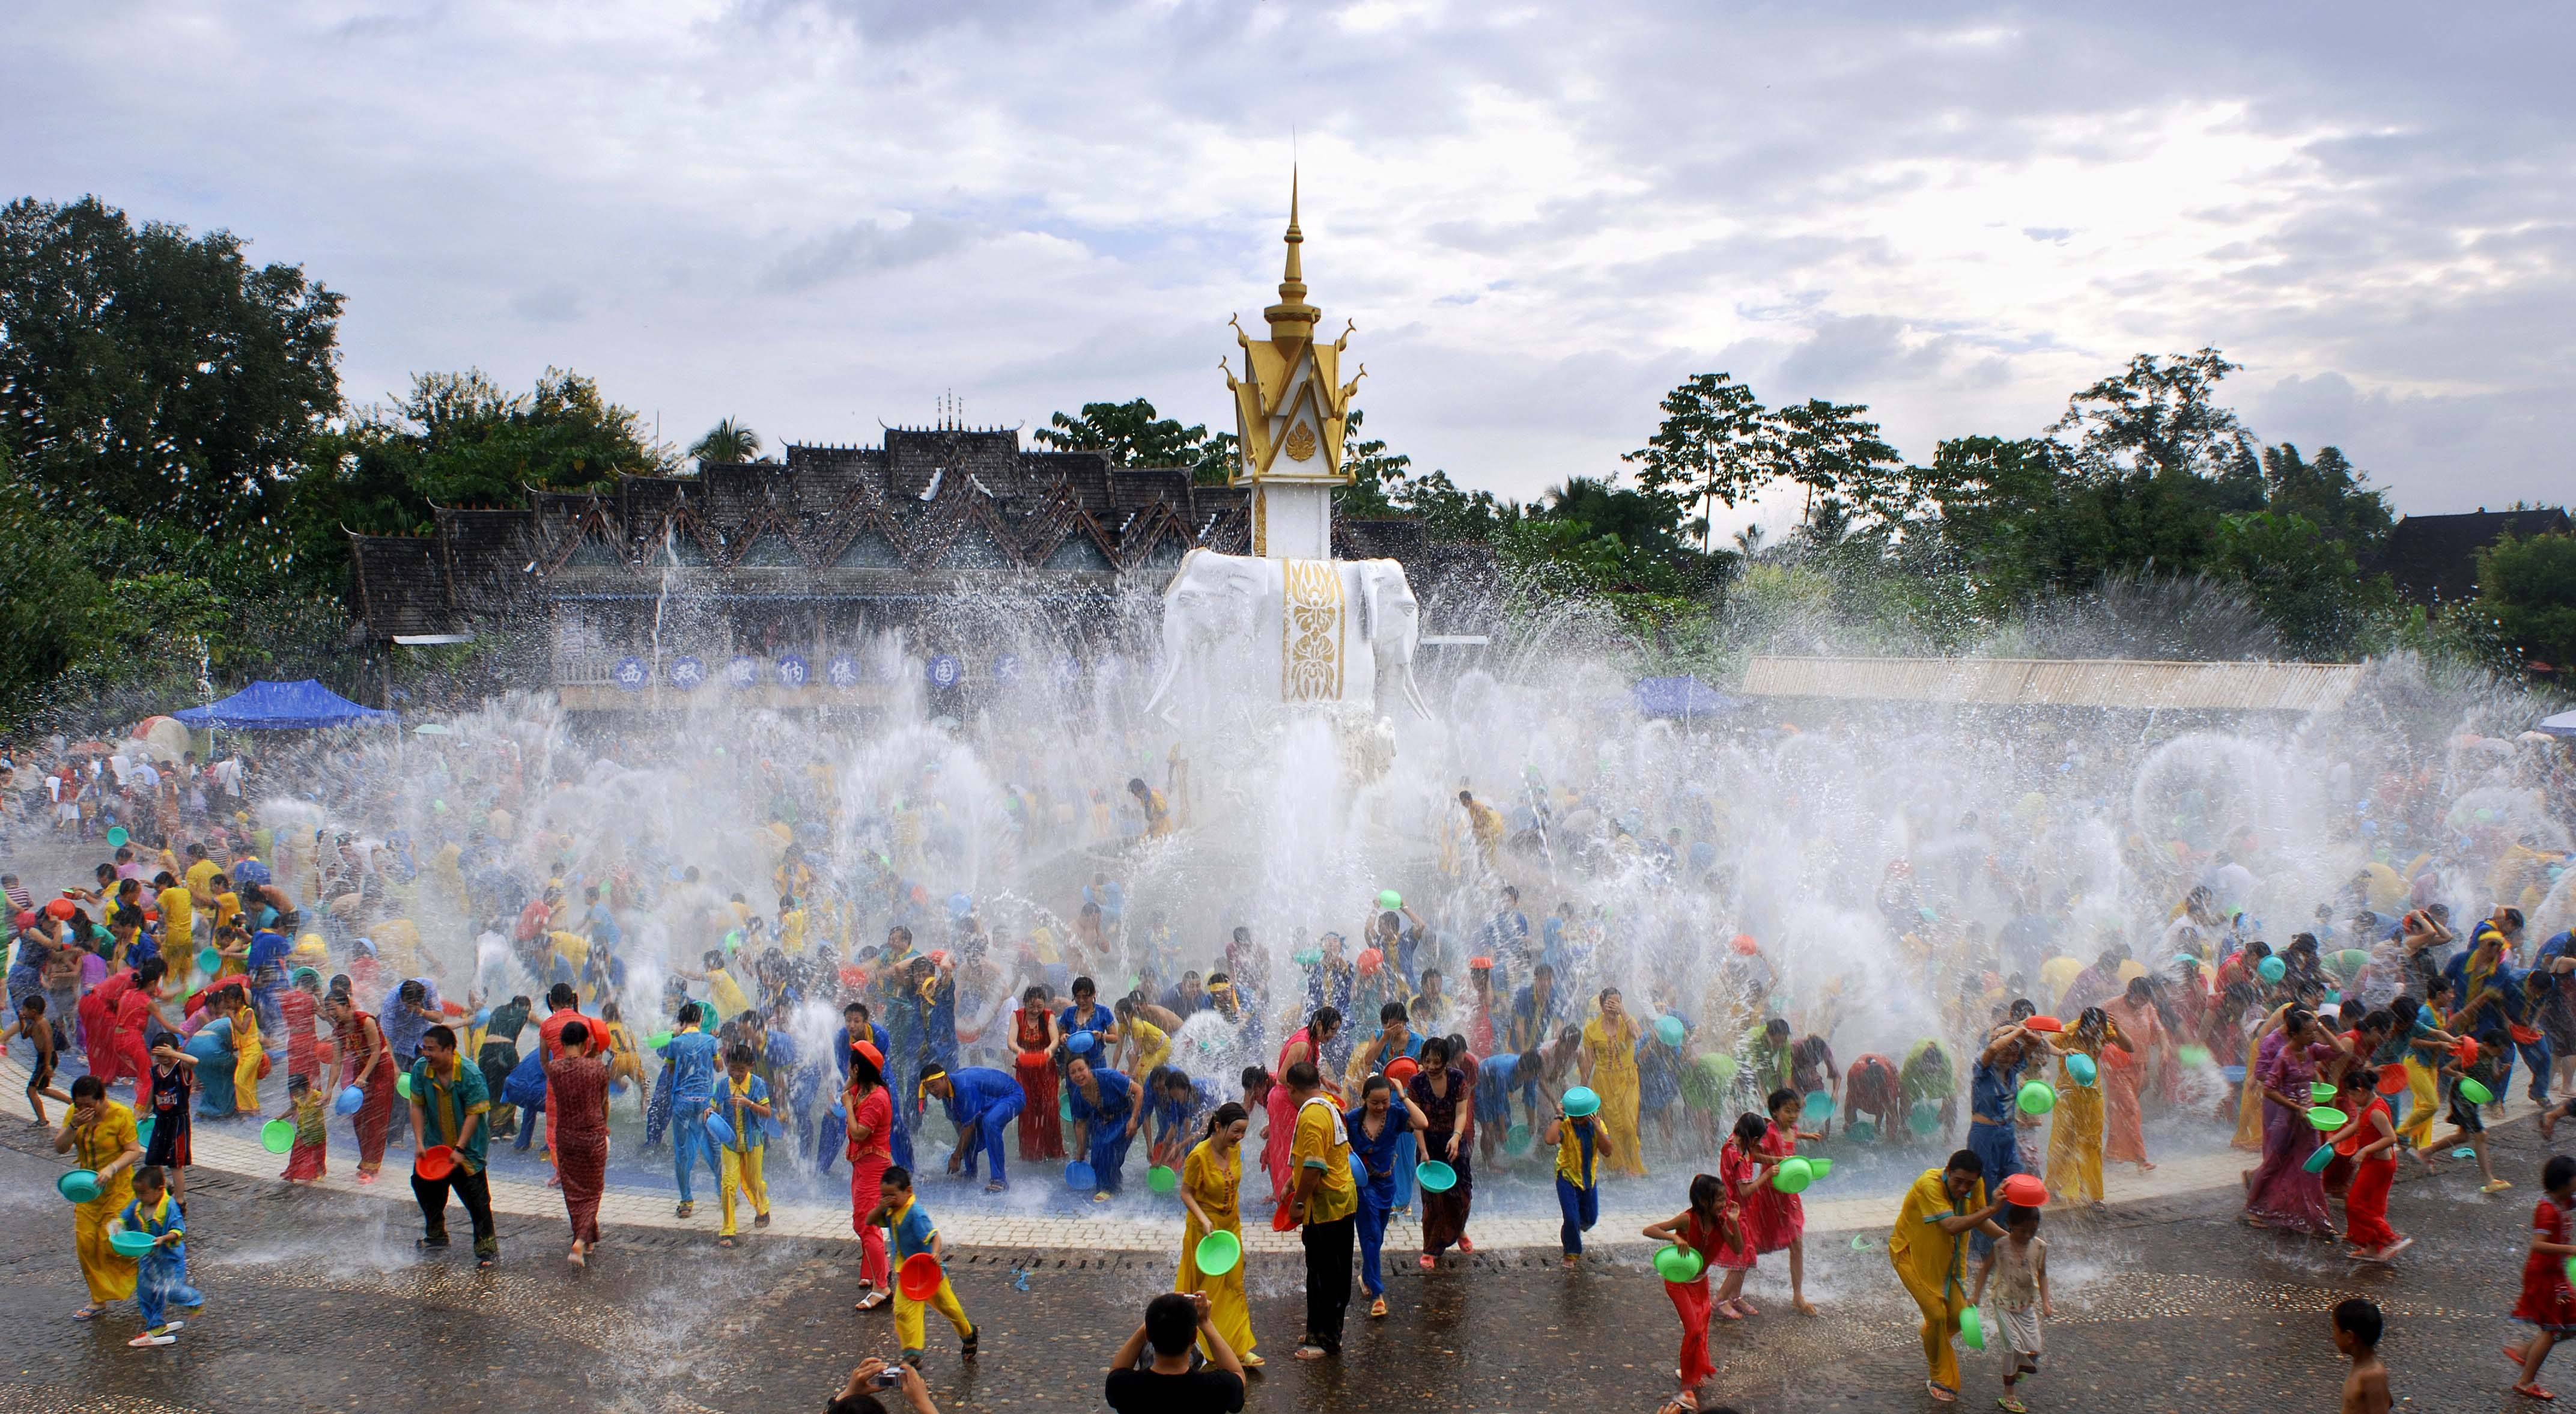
[
  {"left": 1286, "top": 1059, "right": 1357, "bottom": 1361},
  {"left": 1888, "top": 1149, "right": 2009, "bottom": 1402}
]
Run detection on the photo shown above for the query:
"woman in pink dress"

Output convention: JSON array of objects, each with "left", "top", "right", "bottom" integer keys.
[
  {"left": 1262, "top": 1007, "right": 1341, "bottom": 1205},
  {"left": 546, "top": 1019, "right": 610, "bottom": 1265},
  {"left": 2102, "top": 977, "right": 2169, "bottom": 1170},
  {"left": 325, "top": 993, "right": 396, "bottom": 1181},
  {"left": 2241, "top": 1007, "right": 2348, "bottom": 1234}
]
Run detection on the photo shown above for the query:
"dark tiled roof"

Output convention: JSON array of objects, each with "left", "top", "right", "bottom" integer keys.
[
  {"left": 344, "top": 427, "right": 1496, "bottom": 641},
  {"left": 2379, "top": 508, "right": 2571, "bottom": 604}
]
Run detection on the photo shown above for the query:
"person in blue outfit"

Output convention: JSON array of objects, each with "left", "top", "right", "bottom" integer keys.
[
  {"left": 1146, "top": 1065, "right": 1219, "bottom": 1170},
  {"left": 659, "top": 1002, "right": 722, "bottom": 1219},
  {"left": 920, "top": 1062, "right": 1024, "bottom": 1192},
  {"left": 1350, "top": 1002, "right": 1424, "bottom": 1210},
  {"left": 1343, "top": 1073, "right": 1427, "bottom": 1318},
  {"left": 119, "top": 1165, "right": 202, "bottom": 1347},
  {"left": 1066, "top": 1056, "right": 1143, "bottom": 1202},
  {"left": 1966, "top": 1013, "right": 2051, "bottom": 1257},
  {"left": 1060, "top": 975, "right": 1119, "bottom": 1055},
  {"left": 2446, "top": 908, "right": 2550, "bottom": 1104}
]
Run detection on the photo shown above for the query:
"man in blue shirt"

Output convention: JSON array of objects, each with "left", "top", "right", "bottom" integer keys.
[
  {"left": 658, "top": 1002, "right": 721, "bottom": 1218},
  {"left": 922, "top": 1062, "right": 1024, "bottom": 1192},
  {"left": 818, "top": 1001, "right": 896, "bottom": 1176},
  {"left": 1066, "top": 1056, "right": 1144, "bottom": 1201}
]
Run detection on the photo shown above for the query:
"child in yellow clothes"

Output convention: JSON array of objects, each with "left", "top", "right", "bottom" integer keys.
[
  {"left": 714, "top": 1043, "right": 772, "bottom": 1246},
  {"left": 865, "top": 1166, "right": 977, "bottom": 1368}
]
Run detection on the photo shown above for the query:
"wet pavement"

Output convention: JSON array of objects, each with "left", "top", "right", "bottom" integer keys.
[{"left": 0, "top": 1106, "right": 2563, "bottom": 1413}]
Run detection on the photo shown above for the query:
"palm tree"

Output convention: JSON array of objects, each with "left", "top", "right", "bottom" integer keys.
[{"left": 689, "top": 418, "right": 763, "bottom": 468}]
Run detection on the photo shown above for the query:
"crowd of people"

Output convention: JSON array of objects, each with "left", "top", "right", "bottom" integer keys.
[{"left": 2, "top": 715, "right": 2572, "bottom": 1413}]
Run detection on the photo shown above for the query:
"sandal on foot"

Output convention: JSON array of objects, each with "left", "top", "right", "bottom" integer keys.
[
  {"left": 1457, "top": 1234, "right": 1475, "bottom": 1253},
  {"left": 718, "top": 1236, "right": 737, "bottom": 1249},
  {"left": 1418, "top": 1254, "right": 1438, "bottom": 1271},
  {"left": 1926, "top": 1380, "right": 1958, "bottom": 1403},
  {"left": 1997, "top": 1398, "right": 2028, "bottom": 1413},
  {"left": 1293, "top": 1344, "right": 1329, "bottom": 1361},
  {"left": 2516, "top": 1385, "right": 2557, "bottom": 1401},
  {"left": 856, "top": 1291, "right": 890, "bottom": 1311},
  {"left": 1713, "top": 1300, "right": 1745, "bottom": 1321},
  {"left": 72, "top": 1305, "right": 99, "bottom": 1321},
  {"left": 961, "top": 1326, "right": 979, "bottom": 1359},
  {"left": 1370, "top": 1297, "right": 1388, "bottom": 1318}
]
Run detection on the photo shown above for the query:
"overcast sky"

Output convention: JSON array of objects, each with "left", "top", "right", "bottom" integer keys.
[{"left": 8, "top": 1, "right": 2569, "bottom": 532}]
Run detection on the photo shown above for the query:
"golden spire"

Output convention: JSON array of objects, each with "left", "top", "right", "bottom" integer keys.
[{"left": 1263, "top": 166, "right": 1320, "bottom": 344}]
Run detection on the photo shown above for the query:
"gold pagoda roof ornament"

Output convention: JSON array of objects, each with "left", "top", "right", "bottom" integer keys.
[{"left": 1224, "top": 166, "right": 1362, "bottom": 487}]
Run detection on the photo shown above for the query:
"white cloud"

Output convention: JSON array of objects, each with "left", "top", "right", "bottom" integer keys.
[{"left": 3, "top": 0, "right": 2568, "bottom": 513}]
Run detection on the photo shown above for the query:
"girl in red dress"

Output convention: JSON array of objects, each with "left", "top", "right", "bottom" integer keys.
[
  {"left": 1262, "top": 1009, "right": 1341, "bottom": 1204},
  {"left": 1010, "top": 988, "right": 1064, "bottom": 1161},
  {"left": 1741, "top": 1087, "right": 1824, "bottom": 1313},
  {"left": 1709, "top": 1112, "right": 1766, "bottom": 1320},
  {"left": 2508, "top": 1154, "right": 2576, "bottom": 1401},
  {"left": 1642, "top": 1171, "right": 1749, "bottom": 1414},
  {"left": 2327, "top": 1068, "right": 2408, "bottom": 1261},
  {"left": 845, "top": 1043, "right": 896, "bottom": 1310}
]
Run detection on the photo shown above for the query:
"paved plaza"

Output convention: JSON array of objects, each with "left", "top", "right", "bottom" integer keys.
[{"left": 1, "top": 1051, "right": 2559, "bottom": 1413}]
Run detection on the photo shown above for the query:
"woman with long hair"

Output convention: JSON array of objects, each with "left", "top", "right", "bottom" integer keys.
[
  {"left": 1344, "top": 1074, "right": 1427, "bottom": 1319},
  {"left": 1642, "top": 1171, "right": 1747, "bottom": 1414},
  {"left": 845, "top": 1041, "right": 896, "bottom": 1310},
  {"left": 2044, "top": 1007, "right": 2129, "bottom": 1210},
  {"left": 1581, "top": 987, "right": 1648, "bottom": 1177},
  {"left": 1263, "top": 1007, "right": 1341, "bottom": 1205},
  {"left": 1176, "top": 1102, "right": 1261, "bottom": 1367},
  {"left": 1409, "top": 1035, "right": 1476, "bottom": 1264},
  {"left": 2101, "top": 977, "right": 2168, "bottom": 1171},
  {"left": 1009, "top": 986, "right": 1063, "bottom": 1161},
  {"left": 2241, "top": 1006, "right": 2347, "bottom": 1234}
]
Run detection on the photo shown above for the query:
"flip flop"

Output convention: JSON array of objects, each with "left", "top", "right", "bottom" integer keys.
[
  {"left": 1713, "top": 1300, "right": 1745, "bottom": 1321},
  {"left": 2515, "top": 1384, "right": 2556, "bottom": 1401},
  {"left": 1997, "top": 1399, "right": 2029, "bottom": 1413}
]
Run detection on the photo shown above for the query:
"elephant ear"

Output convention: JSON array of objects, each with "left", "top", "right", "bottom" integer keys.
[{"left": 1361, "top": 562, "right": 1382, "bottom": 643}]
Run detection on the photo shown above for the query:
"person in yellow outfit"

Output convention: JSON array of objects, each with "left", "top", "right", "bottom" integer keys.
[
  {"left": 56, "top": 1074, "right": 144, "bottom": 1318},
  {"left": 1127, "top": 777, "right": 1173, "bottom": 839},
  {"left": 866, "top": 1166, "right": 977, "bottom": 1367},
  {"left": 2044, "top": 1008, "right": 2128, "bottom": 1208},
  {"left": 1176, "top": 1102, "right": 1260, "bottom": 1367},
  {"left": 154, "top": 873, "right": 196, "bottom": 952},
  {"left": 1888, "top": 1150, "right": 2009, "bottom": 1403},
  {"left": 1287, "top": 1059, "right": 1359, "bottom": 1361},
  {"left": 714, "top": 1043, "right": 772, "bottom": 1246},
  {"left": 1581, "top": 989, "right": 1648, "bottom": 1178},
  {"left": 1116, "top": 999, "right": 1171, "bottom": 1079},
  {"left": 232, "top": 990, "right": 267, "bottom": 1106}
]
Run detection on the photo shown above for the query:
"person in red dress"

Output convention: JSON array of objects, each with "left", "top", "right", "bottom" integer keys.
[
  {"left": 546, "top": 1017, "right": 611, "bottom": 1266},
  {"left": 326, "top": 991, "right": 396, "bottom": 1181},
  {"left": 2509, "top": 1154, "right": 2576, "bottom": 1400},
  {"left": 845, "top": 1042, "right": 895, "bottom": 1309},
  {"left": 1709, "top": 1113, "right": 1766, "bottom": 1320},
  {"left": 1643, "top": 1172, "right": 1750, "bottom": 1414},
  {"left": 2327, "top": 1068, "right": 2409, "bottom": 1262},
  {"left": 1740, "top": 1087, "right": 1823, "bottom": 1313},
  {"left": 1010, "top": 988, "right": 1063, "bottom": 1162},
  {"left": 1263, "top": 1009, "right": 1341, "bottom": 1205},
  {"left": 278, "top": 969, "right": 322, "bottom": 1088},
  {"left": 533, "top": 983, "right": 586, "bottom": 1174}
]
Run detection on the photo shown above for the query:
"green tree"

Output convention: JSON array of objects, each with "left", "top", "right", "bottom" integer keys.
[
  {"left": 2259, "top": 442, "right": 2392, "bottom": 550},
  {"left": 1624, "top": 371, "right": 1768, "bottom": 549},
  {"left": 1033, "top": 397, "right": 1212, "bottom": 468},
  {"left": 2048, "top": 347, "right": 2256, "bottom": 481},
  {"left": 1537, "top": 474, "right": 1689, "bottom": 556},
  {"left": 689, "top": 418, "right": 764, "bottom": 466},
  {"left": 0, "top": 449, "right": 105, "bottom": 691},
  {"left": 285, "top": 367, "right": 668, "bottom": 587},
  {"left": 1764, "top": 397, "right": 1909, "bottom": 528},
  {"left": 2210, "top": 510, "right": 2392, "bottom": 658},
  {"left": 0, "top": 195, "right": 343, "bottom": 528},
  {"left": 2473, "top": 532, "right": 2576, "bottom": 673}
]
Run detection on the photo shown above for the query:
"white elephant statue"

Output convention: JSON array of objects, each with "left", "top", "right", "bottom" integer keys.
[{"left": 1143, "top": 549, "right": 1432, "bottom": 724}]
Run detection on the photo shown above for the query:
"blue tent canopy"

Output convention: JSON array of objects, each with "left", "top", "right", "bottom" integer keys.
[
  {"left": 2540, "top": 709, "right": 2576, "bottom": 739},
  {"left": 1631, "top": 675, "right": 1739, "bottom": 721},
  {"left": 171, "top": 679, "right": 395, "bottom": 730}
]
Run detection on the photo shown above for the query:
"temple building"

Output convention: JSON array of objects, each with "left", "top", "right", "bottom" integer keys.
[{"left": 345, "top": 187, "right": 1495, "bottom": 711}]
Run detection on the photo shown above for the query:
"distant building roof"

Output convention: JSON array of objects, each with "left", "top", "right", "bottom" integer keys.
[
  {"left": 2378, "top": 508, "right": 2571, "bottom": 605},
  {"left": 1741, "top": 656, "right": 2365, "bottom": 713}
]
